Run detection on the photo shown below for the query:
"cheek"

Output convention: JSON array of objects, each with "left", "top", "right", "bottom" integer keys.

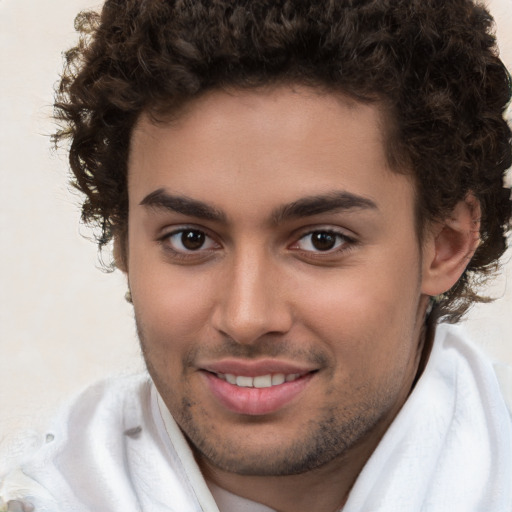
[
  {"left": 295, "top": 253, "right": 422, "bottom": 374},
  {"left": 130, "top": 257, "right": 215, "bottom": 352}
]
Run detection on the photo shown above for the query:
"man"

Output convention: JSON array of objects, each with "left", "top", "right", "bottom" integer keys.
[{"left": 1, "top": 0, "right": 511, "bottom": 511}]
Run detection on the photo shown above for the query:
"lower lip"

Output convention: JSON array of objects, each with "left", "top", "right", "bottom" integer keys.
[{"left": 202, "top": 372, "right": 314, "bottom": 416}]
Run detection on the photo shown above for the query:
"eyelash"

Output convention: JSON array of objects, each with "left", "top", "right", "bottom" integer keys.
[
  {"left": 291, "top": 229, "right": 356, "bottom": 256},
  {"left": 158, "top": 226, "right": 220, "bottom": 261},
  {"left": 158, "top": 226, "right": 357, "bottom": 262}
]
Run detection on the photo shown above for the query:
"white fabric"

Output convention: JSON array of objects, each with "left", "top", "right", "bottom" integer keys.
[
  {"left": 157, "top": 395, "right": 276, "bottom": 512},
  {"left": 342, "top": 324, "right": 512, "bottom": 512},
  {"left": 0, "top": 325, "right": 511, "bottom": 512},
  {"left": 206, "top": 482, "right": 276, "bottom": 512},
  {"left": 0, "top": 377, "right": 216, "bottom": 512}
]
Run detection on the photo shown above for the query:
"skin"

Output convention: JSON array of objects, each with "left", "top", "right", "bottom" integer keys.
[{"left": 121, "top": 86, "right": 478, "bottom": 512}]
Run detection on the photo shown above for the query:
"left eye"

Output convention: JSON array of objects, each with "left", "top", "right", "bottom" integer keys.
[
  {"left": 165, "top": 229, "right": 218, "bottom": 253},
  {"left": 295, "top": 231, "right": 349, "bottom": 252}
]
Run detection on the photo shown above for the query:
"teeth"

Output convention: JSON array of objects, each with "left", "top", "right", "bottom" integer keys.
[
  {"left": 253, "top": 375, "right": 272, "bottom": 388},
  {"left": 235, "top": 376, "right": 253, "bottom": 387},
  {"left": 225, "top": 374, "right": 237, "bottom": 385},
  {"left": 219, "top": 372, "right": 302, "bottom": 388},
  {"left": 271, "top": 373, "right": 286, "bottom": 385}
]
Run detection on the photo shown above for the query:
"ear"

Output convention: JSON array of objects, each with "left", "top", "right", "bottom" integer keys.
[
  {"left": 421, "top": 195, "right": 481, "bottom": 296},
  {"left": 113, "top": 235, "right": 128, "bottom": 273}
]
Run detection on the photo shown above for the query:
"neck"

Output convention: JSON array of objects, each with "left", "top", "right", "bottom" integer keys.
[
  {"left": 199, "top": 451, "right": 361, "bottom": 512},
  {"left": 196, "top": 403, "right": 405, "bottom": 512}
]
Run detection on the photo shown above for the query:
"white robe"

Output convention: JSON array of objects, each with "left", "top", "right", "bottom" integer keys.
[{"left": 1, "top": 324, "right": 511, "bottom": 512}]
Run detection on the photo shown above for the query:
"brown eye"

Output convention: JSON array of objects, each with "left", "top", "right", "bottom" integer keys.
[
  {"left": 294, "top": 230, "right": 351, "bottom": 253},
  {"left": 181, "top": 230, "right": 205, "bottom": 250},
  {"left": 311, "top": 232, "right": 337, "bottom": 251},
  {"left": 165, "top": 228, "right": 218, "bottom": 253}
]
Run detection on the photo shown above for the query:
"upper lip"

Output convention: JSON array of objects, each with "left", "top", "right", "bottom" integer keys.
[{"left": 199, "top": 358, "right": 317, "bottom": 377}]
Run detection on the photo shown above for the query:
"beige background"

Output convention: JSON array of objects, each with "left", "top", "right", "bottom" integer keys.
[{"left": 1, "top": 0, "right": 511, "bottom": 443}]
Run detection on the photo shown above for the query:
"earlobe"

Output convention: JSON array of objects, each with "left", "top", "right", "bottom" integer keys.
[{"left": 421, "top": 195, "right": 481, "bottom": 296}]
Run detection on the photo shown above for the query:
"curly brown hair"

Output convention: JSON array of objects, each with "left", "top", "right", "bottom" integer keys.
[{"left": 54, "top": 0, "right": 511, "bottom": 322}]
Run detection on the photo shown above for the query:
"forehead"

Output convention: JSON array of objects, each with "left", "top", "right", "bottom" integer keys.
[{"left": 128, "top": 86, "right": 414, "bottom": 222}]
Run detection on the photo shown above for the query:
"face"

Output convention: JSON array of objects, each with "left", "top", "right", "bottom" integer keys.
[{"left": 126, "top": 86, "right": 429, "bottom": 476}]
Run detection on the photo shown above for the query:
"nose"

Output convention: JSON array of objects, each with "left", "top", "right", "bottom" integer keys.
[{"left": 211, "top": 248, "right": 293, "bottom": 344}]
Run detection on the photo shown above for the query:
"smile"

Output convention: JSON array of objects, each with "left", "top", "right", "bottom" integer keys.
[
  {"left": 203, "top": 369, "right": 315, "bottom": 415},
  {"left": 215, "top": 372, "right": 303, "bottom": 388}
]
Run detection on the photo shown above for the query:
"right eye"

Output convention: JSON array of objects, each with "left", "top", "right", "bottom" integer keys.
[{"left": 163, "top": 228, "right": 219, "bottom": 253}]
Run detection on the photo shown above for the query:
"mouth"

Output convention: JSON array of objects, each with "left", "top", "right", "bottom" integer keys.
[{"left": 200, "top": 363, "right": 317, "bottom": 416}]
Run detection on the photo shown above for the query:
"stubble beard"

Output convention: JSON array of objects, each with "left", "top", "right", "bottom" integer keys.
[
  {"left": 176, "top": 394, "right": 390, "bottom": 477},
  {"left": 141, "top": 343, "right": 396, "bottom": 478}
]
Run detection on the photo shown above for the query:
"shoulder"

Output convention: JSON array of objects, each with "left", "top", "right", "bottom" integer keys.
[
  {"left": 0, "top": 374, "right": 153, "bottom": 511},
  {"left": 343, "top": 323, "right": 512, "bottom": 512},
  {"left": 435, "top": 323, "right": 512, "bottom": 416},
  {"left": 1, "top": 374, "right": 213, "bottom": 512}
]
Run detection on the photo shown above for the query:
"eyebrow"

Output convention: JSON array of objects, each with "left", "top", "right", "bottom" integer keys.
[
  {"left": 270, "top": 191, "right": 378, "bottom": 224},
  {"left": 140, "top": 189, "right": 227, "bottom": 222},
  {"left": 140, "top": 189, "right": 377, "bottom": 224}
]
